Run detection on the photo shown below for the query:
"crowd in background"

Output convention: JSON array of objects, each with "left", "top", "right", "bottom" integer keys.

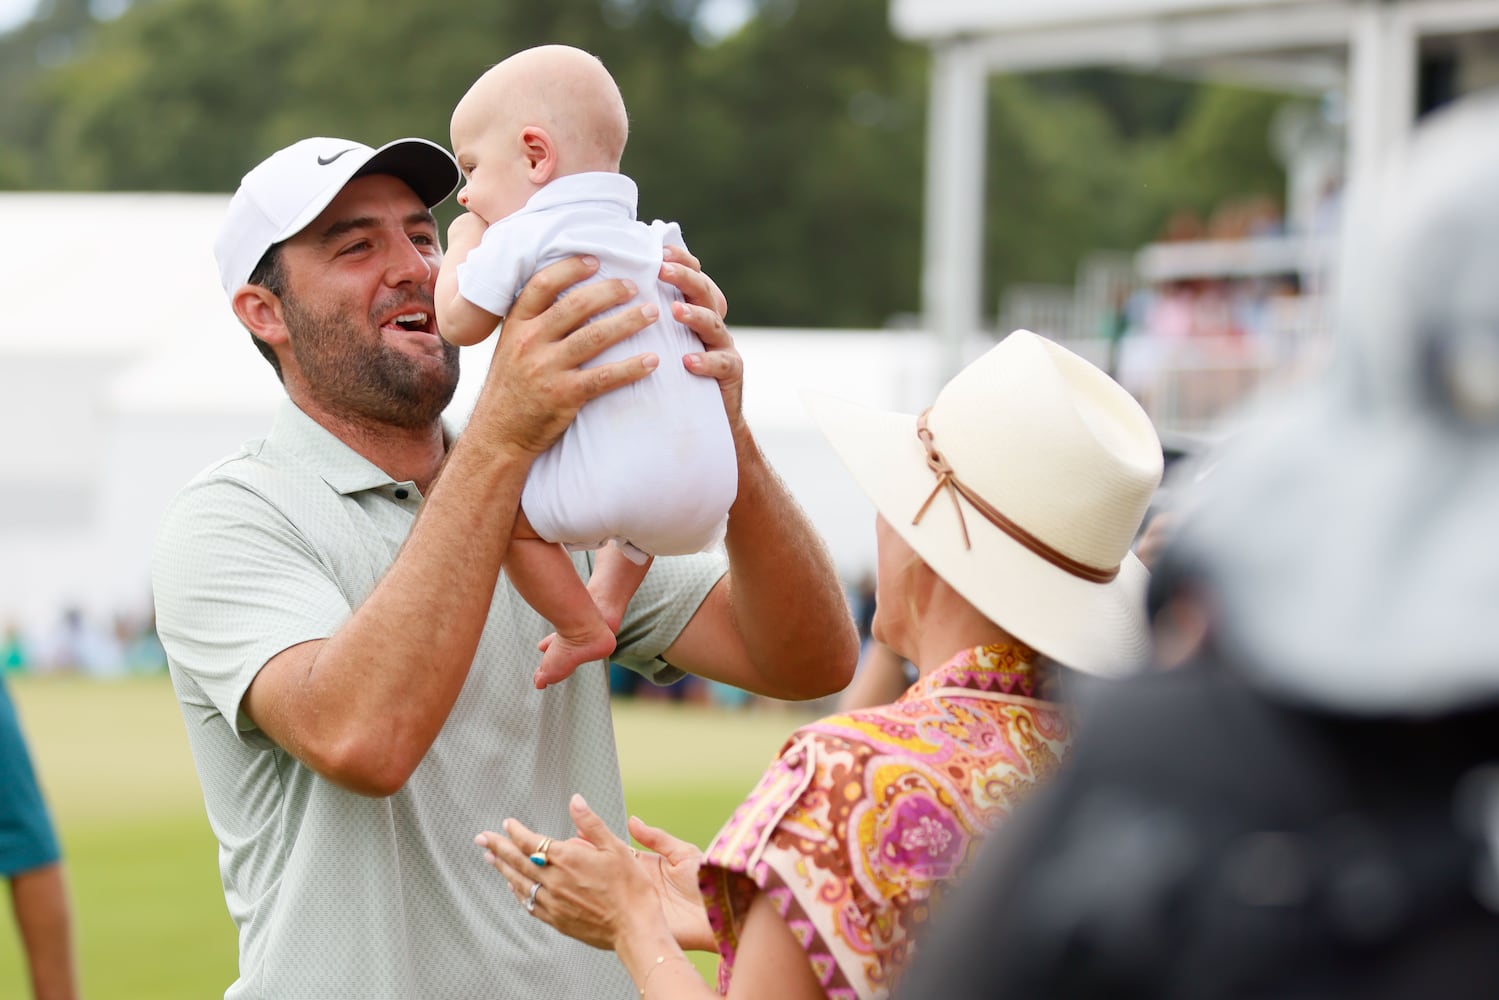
[
  {"left": 1, "top": 607, "right": 165, "bottom": 678},
  {"left": 1123, "top": 192, "right": 1331, "bottom": 342},
  {"left": 0, "top": 572, "right": 877, "bottom": 699},
  {"left": 1108, "top": 188, "right": 1341, "bottom": 429},
  {"left": 608, "top": 572, "right": 877, "bottom": 711}
]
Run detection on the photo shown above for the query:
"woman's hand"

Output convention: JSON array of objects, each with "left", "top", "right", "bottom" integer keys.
[
  {"left": 476, "top": 793, "right": 669, "bottom": 952},
  {"left": 628, "top": 814, "right": 714, "bottom": 952}
]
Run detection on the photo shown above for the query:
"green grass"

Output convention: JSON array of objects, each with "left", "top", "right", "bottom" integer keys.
[{"left": 0, "top": 675, "right": 803, "bottom": 999}]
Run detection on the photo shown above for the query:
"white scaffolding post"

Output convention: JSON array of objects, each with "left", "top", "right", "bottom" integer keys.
[
  {"left": 921, "top": 41, "right": 988, "bottom": 388},
  {"left": 1346, "top": 0, "right": 1418, "bottom": 193}
]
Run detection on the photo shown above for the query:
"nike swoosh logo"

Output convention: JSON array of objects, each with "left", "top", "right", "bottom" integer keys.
[{"left": 317, "top": 147, "right": 358, "bottom": 166}]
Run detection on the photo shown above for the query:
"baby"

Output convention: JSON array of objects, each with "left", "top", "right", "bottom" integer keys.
[{"left": 436, "top": 45, "right": 737, "bottom": 690}]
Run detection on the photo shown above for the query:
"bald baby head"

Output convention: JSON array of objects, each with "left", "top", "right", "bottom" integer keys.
[{"left": 454, "top": 45, "right": 629, "bottom": 176}]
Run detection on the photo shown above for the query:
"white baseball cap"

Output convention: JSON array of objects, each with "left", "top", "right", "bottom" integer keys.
[{"left": 213, "top": 136, "right": 461, "bottom": 296}]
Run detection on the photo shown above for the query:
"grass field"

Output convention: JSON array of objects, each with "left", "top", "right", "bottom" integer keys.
[{"left": 0, "top": 674, "right": 805, "bottom": 999}]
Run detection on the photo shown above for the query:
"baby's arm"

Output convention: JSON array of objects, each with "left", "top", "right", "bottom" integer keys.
[{"left": 436, "top": 212, "right": 502, "bottom": 347}]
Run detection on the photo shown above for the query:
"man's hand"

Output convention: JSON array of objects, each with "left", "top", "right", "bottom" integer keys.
[
  {"left": 649, "top": 248, "right": 858, "bottom": 703},
  {"left": 658, "top": 245, "right": 745, "bottom": 430},
  {"left": 465, "top": 255, "right": 661, "bottom": 461}
]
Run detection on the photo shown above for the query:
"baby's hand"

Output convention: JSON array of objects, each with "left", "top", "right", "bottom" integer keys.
[{"left": 445, "top": 212, "right": 489, "bottom": 255}]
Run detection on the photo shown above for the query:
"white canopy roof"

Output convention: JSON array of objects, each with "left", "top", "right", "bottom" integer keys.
[
  {"left": 893, "top": 0, "right": 1325, "bottom": 38},
  {"left": 1, "top": 189, "right": 957, "bottom": 631},
  {"left": 3, "top": 192, "right": 241, "bottom": 358},
  {"left": 892, "top": 0, "right": 1499, "bottom": 380}
]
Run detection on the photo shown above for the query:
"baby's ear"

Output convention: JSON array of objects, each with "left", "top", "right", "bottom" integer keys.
[{"left": 520, "top": 125, "right": 557, "bottom": 184}]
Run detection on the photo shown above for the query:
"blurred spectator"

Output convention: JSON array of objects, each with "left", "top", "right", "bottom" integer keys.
[
  {"left": 848, "top": 572, "right": 877, "bottom": 647},
  {"left": 37, "top": 607, "right": 122, "bottom": 678},
  {"left": 896, "top": 92, "right": 1499, "bottom": 1000},
  {"left": 607, "top": 660, "right": 643, "bottom": 698},
  {"left": 1114, "top": 191, "right": 1332, "bottom": 431},
  {"left": 1, "top": 674, "right": 81, "bottom": 999},
  {"left": 608, "top": 662, "right": 712, "bottom": 705},
  {"left": 1161, "top": 208, "right": 1207, "bottom": 242},
  {"left": 1, "top": 622, "right": 28, "bottom": 675},
  {"left": 119, "top": 614, "right": 167, "bottom": 675},
  {"left": 0, "top": 610, "right": 164, "bottom": 679},
  {"left": 1206, "top": 193, "right": 1285, "bottom": 240},
  {"left": 835, "top": 639, "right": 915, "bottom": 712},
  {"left": 1311, "top": 176, "right": 1344, "bottom": 238}
]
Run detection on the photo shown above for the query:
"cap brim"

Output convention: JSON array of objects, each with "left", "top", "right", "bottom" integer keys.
[
  {"left": 271, "top": 137, "right": 461, "bottom": 246},
  {"left": 803, "top": 388, "right": 1151, "bottom": 677},
  {"left": 356, "top": 138, "right": 462, "bottom": 209}
]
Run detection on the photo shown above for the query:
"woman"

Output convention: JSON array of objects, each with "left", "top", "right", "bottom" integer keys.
[
  {"left": 895, "top": 93, "right": 1499, "bottom": 1000},
  {"left": 477, "top": 330, "right": 1164, "bottom": 999}
]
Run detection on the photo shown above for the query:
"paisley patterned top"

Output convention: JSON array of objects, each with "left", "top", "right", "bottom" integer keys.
[{"left": 698, "top": 643, "right": 1072, "bottom": 999}]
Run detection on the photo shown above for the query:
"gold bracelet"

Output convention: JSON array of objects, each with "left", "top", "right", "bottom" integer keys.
[{"left": 638, "top": 954, "right": 688, "bottom": 998}]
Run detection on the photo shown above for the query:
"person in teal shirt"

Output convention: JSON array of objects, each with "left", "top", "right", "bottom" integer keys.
[
  {"left": 1, "top": 675, "right": 80, "bottom": 998},
  {"left": 1, "top": 622, "right": 28, "bottom": 674}
]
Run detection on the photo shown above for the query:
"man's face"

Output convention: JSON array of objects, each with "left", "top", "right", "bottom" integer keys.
[{"left": 277, "top": 174, "right": 459, "bottom": 429}]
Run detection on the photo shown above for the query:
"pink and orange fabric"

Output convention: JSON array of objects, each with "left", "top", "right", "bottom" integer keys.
[{"left": 700, "top": 642, "right": 1073, "bottom": 999}]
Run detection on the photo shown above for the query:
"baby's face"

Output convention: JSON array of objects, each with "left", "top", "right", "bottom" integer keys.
[{"left": 450, "top": 105, "right": 531, "bottom": 226}]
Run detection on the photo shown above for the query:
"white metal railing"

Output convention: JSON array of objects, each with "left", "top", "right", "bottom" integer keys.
[
  {"left": 1055, "top": 326, "right": 1328, "bottom": 434},
  {"left": 1002, "top": 233, "right": 1337, "bottom": 434}
]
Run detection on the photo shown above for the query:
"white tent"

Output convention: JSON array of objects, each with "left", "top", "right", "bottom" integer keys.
[
  {"left": 2, "top": 192, "right": 949, "bottom": 639},
  {"left": 97, "top": 324, "right": 943, "bottom": 631},
  {"left": 891, "top": 0, "right": 1499, "bottom": 378},
  {"left": 1, "top": 192, "right": 259, "bottom": 635}
]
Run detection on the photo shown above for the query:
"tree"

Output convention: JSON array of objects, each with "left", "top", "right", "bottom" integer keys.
[
  {"left": 0, "top": 0, "right": 102, "bottom": 186},
  {"left": 1138, "top": 83, "right": 1293, "bottom": 227},
  {"left": 653, "top": 0, "right": 928, "bottom": 327},
  {"left": 3, "top": 0, "right": 1294, "bottom": 329}
]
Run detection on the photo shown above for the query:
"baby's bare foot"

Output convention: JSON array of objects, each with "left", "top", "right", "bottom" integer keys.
[{"left": 533, "top": 627, "right": 617, "bottom": 689}]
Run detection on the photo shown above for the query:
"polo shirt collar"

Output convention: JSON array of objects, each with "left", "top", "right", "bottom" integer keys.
[
  {"left": 515, "top": 171, "right": 638, "bottom": 221},
  {"left": 267, "top": 400, "right": 455, "bottom": 496}
]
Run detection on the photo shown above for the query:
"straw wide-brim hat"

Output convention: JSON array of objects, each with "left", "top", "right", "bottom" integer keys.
[{"left": 805, "top": 330, "right": 1164, "bottom": 677}]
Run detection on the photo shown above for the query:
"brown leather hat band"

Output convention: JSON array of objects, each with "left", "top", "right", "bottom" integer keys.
[{"left": 913, "top": 410, "right": 1120, "bottom": 584}]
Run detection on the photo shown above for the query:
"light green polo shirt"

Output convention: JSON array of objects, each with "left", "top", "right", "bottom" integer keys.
[{"left": 153, "top": 400, "right": 724, "bottom": 1000}]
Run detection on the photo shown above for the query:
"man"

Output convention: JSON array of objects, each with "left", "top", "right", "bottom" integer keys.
[
  {"left": 1, "top": 675, "right": 80, "bottom": 1000},
  {"left": 152, "top": 136, "right": 857, "bottom": 999}
]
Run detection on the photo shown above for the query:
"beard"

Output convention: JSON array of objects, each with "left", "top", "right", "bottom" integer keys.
[{"left": 283, "top": 289, "right": 460, "bottom": 430}]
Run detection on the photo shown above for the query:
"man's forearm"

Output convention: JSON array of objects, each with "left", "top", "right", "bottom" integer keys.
[
  {"left": 243, "top": 419, "right": 532, "bottom": 796},
  {"left": 719, "top": 427, "right": 859, "bottom": 699},
  {"left": 284, "top": 431, "right": 531, "bottom": 793},
  {"left": 248, "top": 260, "right": 657, "bottom": 793}
]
